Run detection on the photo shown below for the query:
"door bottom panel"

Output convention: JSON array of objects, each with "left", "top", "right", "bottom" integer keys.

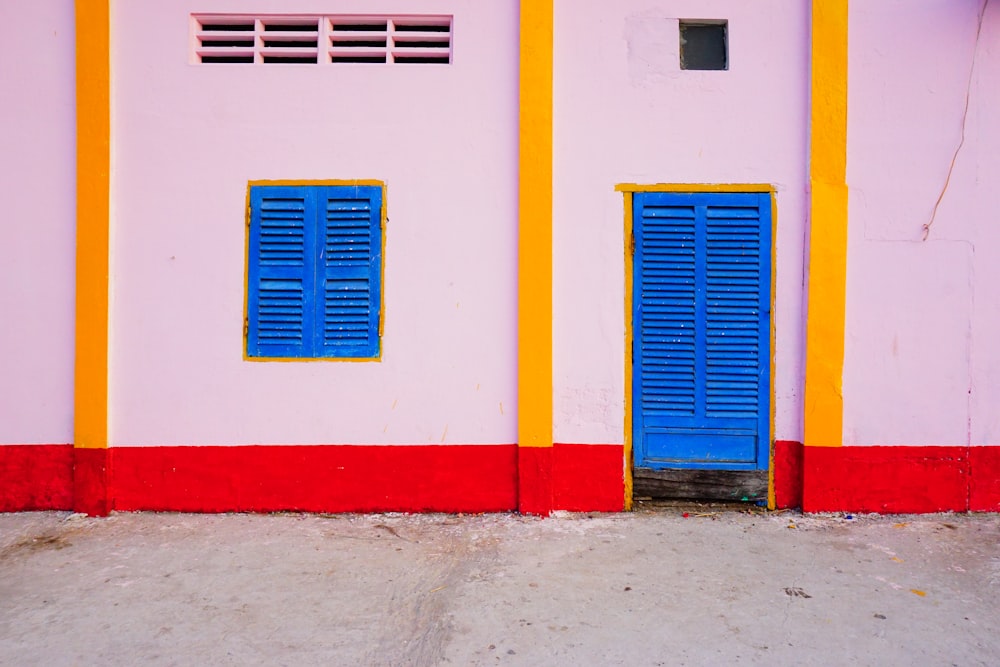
[{"left": 643, "top": 429, "right": 757, "bottom": 467}]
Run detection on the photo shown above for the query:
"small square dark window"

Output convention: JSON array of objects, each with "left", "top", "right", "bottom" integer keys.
[{"left": 679, "top": 21, "right": 728, "bottom": 70}]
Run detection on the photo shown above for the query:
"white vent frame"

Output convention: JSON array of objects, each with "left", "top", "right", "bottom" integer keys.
[{"left": 192, "top": 14, "right": 453, "bottom": 65}]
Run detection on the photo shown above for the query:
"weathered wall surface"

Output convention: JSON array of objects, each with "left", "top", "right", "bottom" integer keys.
[
  {"left": 551, "top": 0, "right": 810, "bottom": 445},
  {"left": 0, "top": 1, "right": 77, "bottom": 445},
  {"left": 843, "top": 0, "right": 1000, "bottom": 446},
  {"left": 110, "top": 1, "right": 519, "bottom": 446}
]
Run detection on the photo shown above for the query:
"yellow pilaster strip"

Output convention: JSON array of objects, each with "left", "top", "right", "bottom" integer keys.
[
  {"left": 75, "top": 0, "right": 110, "bottom": 450},
  {"left": 518, "top": 0, "right": 553, "bottom": 449},
  {"left": 804, "top": 0, "right": 848, "bottom": 448}
]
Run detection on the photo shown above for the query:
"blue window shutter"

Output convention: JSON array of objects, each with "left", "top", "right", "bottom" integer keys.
[
  {"left": 317, "top": 185, "right": 381, "bottom": 358},
  {"left": 247, "top": 186, "right": 318, "bottom": 358}
]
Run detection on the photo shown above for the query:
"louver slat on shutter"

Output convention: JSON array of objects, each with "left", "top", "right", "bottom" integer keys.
[
  {"left": 248, "top": 187, "right": 317, "bottom": 357},
  {"left": 319, "top": 186, "right": 381, "bottom": 358}
]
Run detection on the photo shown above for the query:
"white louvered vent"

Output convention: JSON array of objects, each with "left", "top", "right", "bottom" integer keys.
[{"left": 193, "top": 15, "right": 453, "bottom": 65}]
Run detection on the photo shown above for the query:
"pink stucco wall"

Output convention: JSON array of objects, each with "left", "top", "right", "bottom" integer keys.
[
  {"left": 0, "top": 1, "right": 76, "bottom": 445},
  {"left": 16, "top": 0, "right": 990, "bottom": 458},
  {"left": 843, "top": 0, "right": 1000, "bottom": 446},
  {"left": 552, "top": 0, "right": 810, "bottom": 445},
  {"left": 109, "top": 1, "right": 518, "bottom": 446}
]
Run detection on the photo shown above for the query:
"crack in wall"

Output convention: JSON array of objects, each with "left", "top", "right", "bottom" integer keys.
[
  {"left": 967, "top": 241, "right": 976, "bottom": 451},
  {"left": 922, "top": 0, "right": 988, "bottom": 241}
]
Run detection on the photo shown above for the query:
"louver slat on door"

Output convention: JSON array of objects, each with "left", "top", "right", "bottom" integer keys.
[
  {"left": 248, "top": 189, "right": 316, "bottom": 357},
  {"left": 633, "top": 192, "right": 771, "bottom": 470},
  {"left": 320, "top": 187, "right": 381, "bottom": 358}
]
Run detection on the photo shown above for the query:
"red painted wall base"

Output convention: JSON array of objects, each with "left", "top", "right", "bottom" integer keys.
[
  {"left": 0, "top": 444, "right": 73, "bottom": 512},
  {"left": 3, "top": 442, "right": 996, "bottom": 515},
  {"left": 74, "top": 448, "right": 110, "bottom": 516},
  {"left": 517, "top": 446, "right": 552, "bottom": 516},
  {"left": 803, "top": 445, "right": 1000, "bottom": 513},
  {"left": 773, "top": 440, "right": 804, "bottom": 509},
  {"left": 969, "top": 447, "right": 1000, "bottom": 511},
  {"left": 113, "top": 445, "right": 518, "bottom": 514},
  {"left": 516, "top": 443, "right": 627, "bottom": 516},
  {"left": 0, "top": 443, "right": 626, "bottom": 516},
  {"left": 553, "top": 443, "right": 625, "bottom": 512}
]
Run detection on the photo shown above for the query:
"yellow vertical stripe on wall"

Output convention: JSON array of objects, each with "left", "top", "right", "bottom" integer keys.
[
  {"left": 804, "top": 0, "right": 848, "bottom": 448},
  {"left": 74, "top": 0, "right": 110, "bottom": 450},
  {"left": 518, "top": 0, "right": 554, "bottom": 449}
]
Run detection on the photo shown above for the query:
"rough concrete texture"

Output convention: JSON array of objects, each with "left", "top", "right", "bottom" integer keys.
[{"left": 1, "top": 506, "right": 998, "bottom": 666}]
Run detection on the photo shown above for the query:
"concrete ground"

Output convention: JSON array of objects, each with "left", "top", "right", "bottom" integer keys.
[{"left": 0, "top": 505, "right": 998, "bottom": 667}]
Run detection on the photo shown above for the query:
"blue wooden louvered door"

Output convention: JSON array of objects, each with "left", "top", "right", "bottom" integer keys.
[
  {"left": 632, "top": 191, "right": 771, "bottom": 470},
  {"left": 248, "top": 185, "right": 381, "bottom": 359}
]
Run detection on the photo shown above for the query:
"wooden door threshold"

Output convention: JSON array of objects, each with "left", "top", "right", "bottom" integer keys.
[{"left": 633, "top": 468, "right": 767, "bottom": 502}]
